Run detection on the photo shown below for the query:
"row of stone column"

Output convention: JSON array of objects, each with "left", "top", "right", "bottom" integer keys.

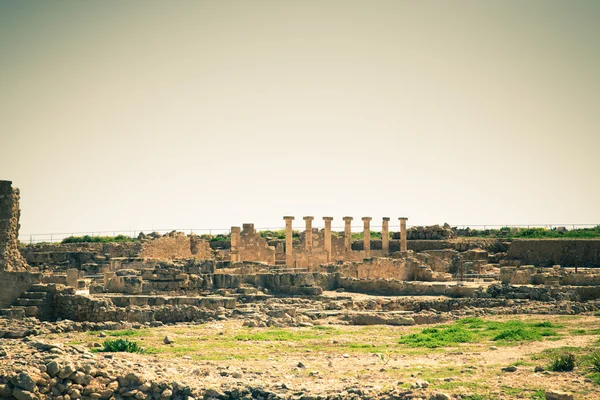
[{"left": 283, "top": 216, "right": 408, "bottom": 264}]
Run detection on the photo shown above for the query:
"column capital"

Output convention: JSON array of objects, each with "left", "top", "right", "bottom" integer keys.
[
  {"left": 283, "top": 216, "right": 295, "bottom": 221},
  {"left": 362, "top": 216, "right": 372, "bottom": 221},
  {"left": 343, "top": 216, "right": 353, "bottom": 222},
  {"left": 322, "top": 216, "right": 334, "bottom": 221},
  {"left": 231, "top": 226, "right": 241, "bottom": 232},
  {"left": 398, "top": 217, "right": 409, "bottom": 221},
  {"left": 382, "top": 217, "right": 390, "bottom": 222},
  {"left": 303, "top": 216, "right": 314, "bottom": 221}
]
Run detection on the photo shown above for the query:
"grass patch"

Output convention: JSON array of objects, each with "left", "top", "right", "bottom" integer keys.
[
  {"left": 588, "top": 372, "right": 600, "bottom": 385},
  {"left": 399, "top": 318, "right": 561, "bottom": 348},
  {"left": 233, "top": 328, "right": 338, "bottom": 342},
  {"left": 95, "top": 339, "right": 145, "bottom": 353}
]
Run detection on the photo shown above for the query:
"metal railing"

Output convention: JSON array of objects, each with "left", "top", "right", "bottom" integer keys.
[{"left": 18, "top": 223, "right": 599, "bottom": 244}]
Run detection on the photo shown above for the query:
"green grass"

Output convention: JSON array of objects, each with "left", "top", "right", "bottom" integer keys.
[
  {"left": 88, "top": 329, "right": 148, "bottom": 338},
  {"left": 588, "top": 372, "right": 600, "bottom": 385},
  {"left": 530, "top": 390, "right": 545, "bottom": 400},
  {"left": 398, "top": 318, "right": 561, "bottom": 348},
  {"left": 95, "top": 339, "right": 145, "bottom": 353},
  {"left": 588, "top": 352, "right": 600, "bottom": 373},
  {"left": 233, "top": 327, "right": 339, "bottom": 342},
  {"left": 456, "top": 225, "right": 600, "bottom": 239},
  {"left": 62, "top": 234, "right": 136, "bottom": 244}
]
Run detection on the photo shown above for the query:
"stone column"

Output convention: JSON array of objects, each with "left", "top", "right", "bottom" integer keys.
[
  {"left": 362, "top": 217, "right": 372, "bottom": 257},
  {"left": 323, "top": 217, "right": 333, "bottom": 262},
  {"left": 283, "top": 216, "right": 295, "bottom": 266},
  {"left": 399, "top": 217, "right": 408, "bottom": 251},
  {"left": 382, "top": 217, "right": 390, "bottom": 254},
  {"left": 230, "top": 226, "right": 241, "bottom": 262},
  {"left": 343, "top": 216, "right": 353, "bottom": 253},
  {"left": 303, "top": 216, "right": 314, "bottom": 252}
]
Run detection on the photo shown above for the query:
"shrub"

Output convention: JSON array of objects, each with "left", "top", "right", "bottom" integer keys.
[
  {"left": 98, "top": 339, "right": 144, "bottom": 353},
  {"left": 548, "top": 353, "right": 576, "bottom": 372},
  {"left": 62, "top": 235, "right": 136, "bottom": 244},
  {"left": 590, "top": 352, "right": 600, "bottom": 373}
]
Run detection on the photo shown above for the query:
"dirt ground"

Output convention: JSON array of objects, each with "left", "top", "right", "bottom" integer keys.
[{"left": 49, "top": 314, "right": 600, "bottom": 399}]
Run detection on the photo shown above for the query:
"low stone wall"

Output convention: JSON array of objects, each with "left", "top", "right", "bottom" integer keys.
[
  {"left": 507, "top": 239, "right": 600, "bottom": 267},
  {"left": 52, "top": 292, "right": 235, "bottom": 323},
  {"left": 338, "top": 277, "right": 478, "bottom": 297}
]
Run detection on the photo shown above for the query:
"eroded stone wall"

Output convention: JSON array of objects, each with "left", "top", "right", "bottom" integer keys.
[
  {"left": 237, "top": 224, "right": 276, "bottom": 264},
  {"left": 138, "top": 231, "right": 213, "bottom": 260},
  {"left": 0, "top": 181, "right": 28, "bottom": 271}
]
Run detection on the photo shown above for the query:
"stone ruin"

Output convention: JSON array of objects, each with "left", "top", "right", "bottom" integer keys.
[
  {"left": 0, "top": 181, "right": 28, "bottom": 272},
  {"left": 1, "top": 180, "right": 600, "bottom": 399}
]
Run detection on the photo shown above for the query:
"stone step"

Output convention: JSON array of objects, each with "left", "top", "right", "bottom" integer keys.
[
  {"left": 15, "top": 298, "right": 46, "bottom": 307},
  {"left": 20, "top": 291, "right": 49, "bottom": 299},
  {"left": 22, "top": 306, "right": 39, "bottom": 317},
  {"left": 28, "top": 284, "right": 53, "bottom": 293},
  {"left": 0, "top": 307, "right": 25, "bottom": 320}
]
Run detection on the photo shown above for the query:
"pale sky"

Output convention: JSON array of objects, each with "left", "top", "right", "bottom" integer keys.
[{"left": 1, "top": 1, "right": 599, "bottom": 238}]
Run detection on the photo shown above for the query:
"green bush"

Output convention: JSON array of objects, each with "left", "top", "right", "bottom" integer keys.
[
  {"left": 62, "top": 235, "right": 136, "bottom": 244},
  {"left": 548, "top": 353, "right": 576, "bottom": 372},
  {"left": 97, "top": 339, "right": 145, "bottom": 353},
  {"left": 590, "top": 352, "right": 600, "bottom": 373}
]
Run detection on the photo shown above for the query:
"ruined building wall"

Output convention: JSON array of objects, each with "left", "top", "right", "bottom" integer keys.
[
  {"left": 138, "top": 232, "right": 213, "bottom": 260},
  {"left": 0, "top": 180, "right": 28, "bottom": 271},
  {"left": 236, "top": 224, "right": 276, "bottom": 264},
  {"left": 507, "top": 239, "right": 600, "bottom": 267}
]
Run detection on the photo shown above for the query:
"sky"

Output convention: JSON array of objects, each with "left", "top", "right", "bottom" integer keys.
[{"left": 1, "top": 0, "right": 599, "bottom": 239}]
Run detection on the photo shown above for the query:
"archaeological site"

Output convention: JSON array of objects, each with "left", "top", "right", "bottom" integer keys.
[{"left": 1, "top": 180, "right": 599, "bottom": 400}]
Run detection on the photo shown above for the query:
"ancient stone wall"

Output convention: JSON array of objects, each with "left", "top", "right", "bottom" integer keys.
[
  {"left": 138, "top": 231, "right": 213, "bottom": 260},
  {"left": 0, "top": 271, "right": 43, "bottom": 308},
  {"left": 403, "top": 224, "right": 455, "bottom": 240},
  {"left": 21, "top": 242, "right": 142, "bottom": 269},
  {"left": 0, "top": 180, "right": 28, "bottom": 271},
  {"left": 237, "top": 224, "right": 276, "bottom": 264},
  {"left": 507, "top": 239, "right": 600, "bottom": 267}
]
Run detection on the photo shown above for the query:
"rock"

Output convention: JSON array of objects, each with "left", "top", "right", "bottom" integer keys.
[
  {"left": 545, "top": 391, "right": 574, "bottom": 400},
  {"left": 58, "top": 364, "right": 76, "bottom": 379},
  {"left": 411, "top": 380, "right": 429, "bottom": 389},
  {"left": 163, "top": 336, "right": 173, "bottom": 345},
  {"left": 534, "top": 366, "right": 545, "bottom": 372},
  {"left": 12, "top": 372, "right": 37, "bottom": 392},
  {"left": 297, "top": 362, "right": 305, "bottom": 368},
  {"left": 429, "top": 393, "right": 451, "bottom": 400},
  {"left": 501, "top": 366, "right": 517, "bottom": 372},
  {"left": 12, "top": 387, "right": 37, "bottom": 400},
  {"left": 160, "top": 388, "right": 173, "bottom": 399}
]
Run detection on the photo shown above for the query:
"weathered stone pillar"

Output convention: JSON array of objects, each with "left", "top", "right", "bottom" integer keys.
[
  {"left": 399, "top": 217, "right": 408, "bottom": 251},
  {"left": 103, "top": 271, "right": 115, "bottom": 288},
  {"left": 283, "top": 216, "right": 295, "bottom": 266},
  {"left": 382, "top": 217, "right": 390, "bottom": 254},
  {"left": 0, "top": 180, "right": 28, "bottom": 271},
  {"left": 362, "top": 217, "right": 372, "bottom": 257},
  {"left": 303, "top": 216, "right": 314, "bottom": 252},
  {"left": 230, "top": 226, "right": 241, "bottom": 262},
  {"left": 343, "top": 216, "right": 353, "bottom": 253},
  {"left": 323, "top": 217, "right": 333, "bottom": 262},
  {"left": 67, "top": 268, "right": 79, "bottom": 288}
]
